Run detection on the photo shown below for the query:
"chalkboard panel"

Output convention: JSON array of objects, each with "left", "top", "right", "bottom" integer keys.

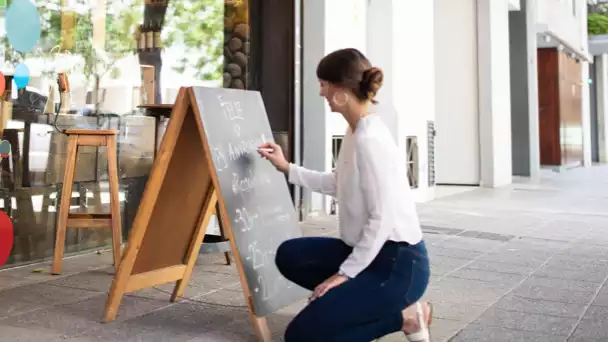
[{"left": 191, "top": 86, "right": 307, "bottom": 316}]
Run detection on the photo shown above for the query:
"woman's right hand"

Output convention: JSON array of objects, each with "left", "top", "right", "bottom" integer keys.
[{"left": 258, "top": 142, "right": 290, "bottom": 173}]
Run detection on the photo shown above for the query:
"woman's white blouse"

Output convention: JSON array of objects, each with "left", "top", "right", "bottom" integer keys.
[{"left": 288, "top": 114, "right": 423, "bottom": 278}]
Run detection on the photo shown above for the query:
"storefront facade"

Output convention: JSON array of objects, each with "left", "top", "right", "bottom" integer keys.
[{"left": 0, "top": 0, "right": 300, "bottom": 269}]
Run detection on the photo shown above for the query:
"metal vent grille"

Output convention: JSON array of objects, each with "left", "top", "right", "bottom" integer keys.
[
  {"left": 406, "top": 136, "right": 419, "bottom": 189},
  {"left": 330, "top": 135, "right": 344, "bottom": 215},
  {"left": 427, "top": 121, "right": 436, "bottom": 187}
]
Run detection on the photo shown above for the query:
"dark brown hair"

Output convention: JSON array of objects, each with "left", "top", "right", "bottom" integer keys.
[{"left": 316, "top": 48, "right": 384, "bottom": 104}]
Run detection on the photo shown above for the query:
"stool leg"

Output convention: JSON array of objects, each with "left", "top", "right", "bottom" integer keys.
[
  {"left": 52, "top": 136, "right": 78, "bottom": 275},
  {"left": 106, "top": 135, "right": 123, "bottom": 269},
  {"left": 216, "top": 203, "right": 231, "bottom": 265}
]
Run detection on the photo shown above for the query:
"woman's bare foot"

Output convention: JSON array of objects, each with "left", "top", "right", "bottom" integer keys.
[{"left": 402, "top": 301, "right": 433, "bottom": 341}]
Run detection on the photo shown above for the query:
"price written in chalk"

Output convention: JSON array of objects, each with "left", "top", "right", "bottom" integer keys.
[
  {"left": 254, "top": 272, "right": 293, "bottom": 301},
  {"left": 234, "top": 207, "right": 258, "bottom": 233}
]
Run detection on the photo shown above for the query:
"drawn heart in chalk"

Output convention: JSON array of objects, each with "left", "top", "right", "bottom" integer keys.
[
  {"left": 0, "top": 140, "right": 10, "bottom": 159},
  {"left": 0, "top": 211, "right": 14, "bottom": 267}
]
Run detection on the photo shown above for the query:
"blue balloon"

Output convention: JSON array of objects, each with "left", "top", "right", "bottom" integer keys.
[
  {"left": 14, "top": 63, "right": 30, "bottom": 89},
  {"left": 5, "top": 0, "right": 41, "bottom": 53}
]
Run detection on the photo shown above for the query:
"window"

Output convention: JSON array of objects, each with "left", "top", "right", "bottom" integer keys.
[
  {"left": 406, "top": 136, "right": 419, "bottom": 189},
  {"left": 331, "top": 135, "right": 343, "bottom": 169}
]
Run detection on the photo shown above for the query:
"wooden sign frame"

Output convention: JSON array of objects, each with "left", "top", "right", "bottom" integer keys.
[{"left": 103, "top": 87, "right": 271, "bottom": 341}]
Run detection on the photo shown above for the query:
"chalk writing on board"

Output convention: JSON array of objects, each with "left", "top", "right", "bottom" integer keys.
[
  {"left": 257, "top": 205, "right": 290, "bottom": 226},
  {"left": 195, "top": 87, "right": 308, "bottom": 316},
  {"left": 232, "top": 170, "right": 272, "bottom": 195},
  {"left": 217, "top": 95, "right": 244, "bottom": 121},
  {"left": 227, "top": 134, "right": 267, "bottom": 161},
  {"left": 254, "top": 272, "right": 294, "bottom": 301},
  {"left": 234, "top": 207, "right": 258, "bottom": 233},
  {"left": 211, "top": 147, "right": 228, "bottom": 172},
  {"left": 246, "top": 241, "right": 266, "bottom": 270}
]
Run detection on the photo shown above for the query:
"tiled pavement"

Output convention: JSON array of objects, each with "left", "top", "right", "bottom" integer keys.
[{"left": 2, "top": 165, "right": 608, "bottom": 341}]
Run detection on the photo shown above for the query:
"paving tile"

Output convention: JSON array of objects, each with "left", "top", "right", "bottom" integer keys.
[
  {"left": 565, "top": 244, "right": 608, "bottom": 259},
  {"left": 494, "top": 295, "right": 587, "bottom": 318},
  {"left": 542, "top": 258, "right": 608, "bottom": 274},
  {"left": 0, "top": 253, "right": 113, "bottom": 282},
  {"left": 74, "top": 302, "right": 250, "bottom": 341},
  {"left": 591, "top": 286, "right": 608, "bottom": 307},
  {"left": 477, "top": 250, "right": 553, "bottom": 268},
  {"left": 437, "top": 235, "right": 504, "bottom": 253},
  {"left": 0, "top": 325, "right": 67, "bottom": 342},
  {"left": 427, "top": 245, "right": 484, "bottom": 260},
  {"left": 429, "top": 255, "right": 471, "bottom": 276},
  {"left": 451, "top": 323, "right": 566, "bottom": 342},
  {"left": 424, "top": 277, "right": 510, "bottom": 306},
  {"left": 1, "top": 293, "right": 168, "bottom": 337},
  {"left": 195, "top": 289, "right": 250, "bottom": 310},
  {"left": 42, "top": 267, "right": 115, "bottom": 293},
  {"left": 533, "top": 264, "right": 608, "bottom": 283},
  {"left": 185, "top": 330, "right": 258, "bottom": 342},
  {"left": 427, "top": 318, "right": 468, "bottom": 342},
  {"left": 512, "top": 283, "right": 597, "bottom": 305},
  {"left": 447, "top": 268, "right": 526, "bottom": 286},
  {"left": 580, "top": 305, "right": 608, "bottom": 323},
  {"left": 473, "top": 307, "right": 577, "bottom": 336},
  {"left": 567, "top": 320, "right": 608, "bottom": 341},
  {"left": 501, "top": 238, "right": 569, "bottom": 253},
  {"left": 0, "top": 275, "right": 29, "bottom": 290},
  {"left": 465, "top": 259, "right": 537, "bottom": 276},
  {"left": 547, "top": 254, "right": 608, "bottom": 272},
  {"left": 430, "top": 301, "right": 487, "bottom": 321},
  {"left": 519, "top": 276, "right": 602, "bottom": 293},
  {"left": 188, "top": 269, "right": 241, "bottom": 291},
  {"left": 0, "top": 282, "right": 99, "bottom": 318}
]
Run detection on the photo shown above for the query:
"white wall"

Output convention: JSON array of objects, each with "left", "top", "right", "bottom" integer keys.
[
  {"left": 477, "top": 0, "right": 513, "bottom": 187},
  {"left": 328, "top": 0, "right": 367, "bottom": 137},
  {"left": 509, "top": 0, "right": 521, "bottom": 10},
  {"left": 434, "top": 0, "right": 480, "bottom": 185},
  {"left": 433, "top": 0, "right": 512, "bottom": 187},
  {"left": 367, "top": 0, "right": 436, "bottom": 202},
  {"left": 306, "top": 0, "right": 436, "bottom": 207},
  {"left": 302, "top": 0, "right": 367, "bottom": 216},
  {"left": 395, "top": 0, "right": 435, "bottom": 202},
  {"left": 536, "top": 0, "right": 583, "bottom": 54}
]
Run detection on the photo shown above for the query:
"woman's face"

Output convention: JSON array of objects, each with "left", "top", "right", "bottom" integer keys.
[{"left": 319, "top": 79, "right": 344, "bottom": 113}]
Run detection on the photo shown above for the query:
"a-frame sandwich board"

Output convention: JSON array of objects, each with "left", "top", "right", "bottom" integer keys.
[{"left": 103, "top": 87, "right": 272, "bottom": 341}]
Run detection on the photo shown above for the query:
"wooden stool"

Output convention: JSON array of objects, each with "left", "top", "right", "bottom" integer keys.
[{"left": 52, "top": 129, "right": 123, "bottom": 275}]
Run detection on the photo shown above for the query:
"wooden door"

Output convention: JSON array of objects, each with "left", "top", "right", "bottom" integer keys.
[{"left": 537, "top": 49, "right": 561, "bottom": 165}]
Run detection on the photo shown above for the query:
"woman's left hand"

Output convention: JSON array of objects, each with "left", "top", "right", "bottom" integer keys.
[{"left": 310, "top": 274, "right": 349, "bottom": 302}]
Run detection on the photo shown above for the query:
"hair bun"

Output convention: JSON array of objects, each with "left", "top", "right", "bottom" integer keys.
[{"left": 360, "top": 67, "right": 384, "bottom": 104}]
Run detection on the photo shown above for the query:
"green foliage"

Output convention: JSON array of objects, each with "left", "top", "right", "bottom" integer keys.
[
  {"left": 589, "top": 13, "right": 608, "bottom": 36},
  {"left": 164, "top": 0, "right": 224, "bottom": 81},
  {"left": 1, "top": 0, "right": 223, "bottom": 83}
]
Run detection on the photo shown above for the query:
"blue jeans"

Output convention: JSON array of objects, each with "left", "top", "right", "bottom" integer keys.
[{"left": 275, "top": 236, "right": 430, "bottom": 342}]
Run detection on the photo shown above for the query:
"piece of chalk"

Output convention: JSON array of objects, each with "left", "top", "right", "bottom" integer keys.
[{"left": 258, "top": 148, "right": 273, "bottom": 153}]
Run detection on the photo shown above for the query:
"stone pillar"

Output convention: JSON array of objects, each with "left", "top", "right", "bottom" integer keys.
[
  {"left": 597, "top": 54, "right": 608, "bottom": 163},
  {"left": 579, "top": 3, "right": 593, "bottom": 167},
  {"left": 509, "top": 0, "right": 540, "bottom": 180},
  {"left": 477, "top": 0, "right": 513, "bottom": 187}
]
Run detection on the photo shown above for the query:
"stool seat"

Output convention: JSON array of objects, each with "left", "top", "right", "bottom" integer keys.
[
  {"left": 68, "top": 213, "right": 112, "bottom": 229},
  {"left": 64, "top": 129, "right": 119, "bottom": 135},
  {"left": 52, "top": 130, "right": 123, "bottom": 275}
]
